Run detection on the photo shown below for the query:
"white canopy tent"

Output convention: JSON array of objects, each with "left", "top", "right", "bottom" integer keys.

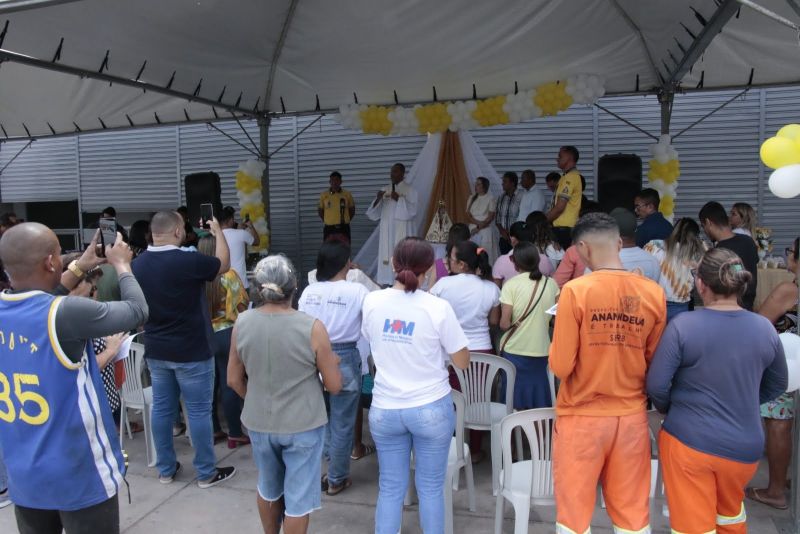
[{"left": 0, "top": 0, "right": 799, "bottom": 140}]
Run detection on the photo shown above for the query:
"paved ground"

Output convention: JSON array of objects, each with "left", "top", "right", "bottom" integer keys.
[{"left": 0, "top": 419, "right": 794, "bottom": 533}]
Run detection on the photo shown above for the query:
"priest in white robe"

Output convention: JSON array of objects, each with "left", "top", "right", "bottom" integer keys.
[{"left": 366, "top": 163, "right": 419, "bottom": 285}]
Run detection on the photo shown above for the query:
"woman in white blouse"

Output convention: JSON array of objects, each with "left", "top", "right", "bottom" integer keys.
[{"left": 466, "top": 176, "right": 499, "bottom": 263}]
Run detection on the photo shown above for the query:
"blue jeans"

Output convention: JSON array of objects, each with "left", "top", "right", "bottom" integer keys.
[
  {"left": 148, "top": 358, "right": 217, "bottom": 480},
  {"left": 369, "top": 394, "right": 455, "bottom": 534},
  {"left": 212, "top": 328, "right": 244, "bottom": 437},
  {"left": 250, "top": 426, "right": 325, "bottom": 517},
  {"left": 324, "top": 343, "right": 362, "bottom": 486}
]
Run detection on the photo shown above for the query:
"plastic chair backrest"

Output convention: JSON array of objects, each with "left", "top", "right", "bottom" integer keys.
[
  {"left": 120, "top": 340, "right": 147, "bottom": 406},
  {"left": 500, "top": 408, "right": 556, "bottom": 503},
  {"left": 452, "top": 353, "right": 516, "bottom": 419},
  {"left": 451, "top": 389, "right": 466, "bottom": 463}
]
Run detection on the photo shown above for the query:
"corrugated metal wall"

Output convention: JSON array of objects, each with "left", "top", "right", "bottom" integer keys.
[{"left": 2, "top": 87, "right": 799, "bottom": 276}]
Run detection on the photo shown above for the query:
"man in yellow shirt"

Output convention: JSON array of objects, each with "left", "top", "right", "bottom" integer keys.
[
  {"left": 318, "top": 171, "right": 356, "bottom": 243},
  {"left": 546, "top": 145, "right": 583, "bottom": 250}
]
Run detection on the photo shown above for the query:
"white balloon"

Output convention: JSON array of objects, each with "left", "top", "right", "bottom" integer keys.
[
  {"left": 769, "top": 165, "right": 800, "bottom": 199},
  {"left": 780, "top": 332, "right": 800, "bottom": 392}
]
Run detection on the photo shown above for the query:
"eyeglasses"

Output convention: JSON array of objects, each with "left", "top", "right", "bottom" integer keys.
[
  {"left": 634, "top": 203, "right": 649, "bottom": 210},
  {"left": 690, "top": 268, "right": 697, "bottom": 278},
  {"left": 786, "top": 247, "right": 796, "bottom": 257}
]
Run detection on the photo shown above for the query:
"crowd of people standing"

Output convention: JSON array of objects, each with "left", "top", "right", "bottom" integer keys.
[{"left": 0, "top": 143, "right": 794, "bottom": 534}]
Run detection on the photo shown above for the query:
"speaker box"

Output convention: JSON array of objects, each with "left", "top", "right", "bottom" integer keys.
[
  {"left": 597, "top": 154, "right": 642, "bottom": 213},
  {"left": 185, "top": 172, "right": 223, "bottom": 224}
]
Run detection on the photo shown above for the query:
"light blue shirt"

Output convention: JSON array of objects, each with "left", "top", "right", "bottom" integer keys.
[{"left": 620, "top": 246, "right": 661, "bottom": 282}]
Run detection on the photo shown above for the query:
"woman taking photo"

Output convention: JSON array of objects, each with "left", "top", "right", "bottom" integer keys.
[
  {"left": 647, "top": 248, "right": 787, "bottom": 534},
  {"left": 362, "top": 238, "right": 469, "bottom": 534},
  {"left": 644, "top": 218, "right": 706, "bottom": 321},
  {"left": 466, "top": 176, "right": 499, "bottom": 263},
  {"left": 228, "top": 255, "right": 341, "bottom": 534},
  {"left": 198, "top": 236, "right": 251, "bottom": 448},
  {"left": 499, "top": 241, "right": 559, "bottom": 409}
]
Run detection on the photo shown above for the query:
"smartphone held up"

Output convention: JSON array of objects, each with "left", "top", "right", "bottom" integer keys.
[
  {"left": 200, "top": 203, "right": 214, "bottom": 229},
  {"left": 97, "top": 217, "right": 117, "bottom": 257}
]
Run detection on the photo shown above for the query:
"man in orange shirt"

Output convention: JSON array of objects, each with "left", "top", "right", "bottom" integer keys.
[{"left": 549, "top": 212, "right": 666, "bottom": 534}]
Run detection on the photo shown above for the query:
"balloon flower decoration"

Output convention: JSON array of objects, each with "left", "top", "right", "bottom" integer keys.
[
  {"left": 647, "top": 135, "right": 680, "bottom": 220},
  {"left": 761, "top": 124, "right": 800, "bottom": 198},
  {"left": 234, "top": 159, "right": 270, "bottom": 252},
  {"left": 336, "top": 74, "right": 605, "bottom": 136}
]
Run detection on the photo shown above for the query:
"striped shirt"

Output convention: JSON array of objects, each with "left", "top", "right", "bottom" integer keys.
[{"left": 496, "top": 191, "right": 522, "bottom": 231}]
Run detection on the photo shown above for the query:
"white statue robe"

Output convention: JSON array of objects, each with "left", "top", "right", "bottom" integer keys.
[{"left": 366, "top": 180, "right": 419, "bottom": 285}]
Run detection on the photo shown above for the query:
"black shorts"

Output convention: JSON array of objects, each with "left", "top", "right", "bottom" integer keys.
[{"left": 15, "top": 494, "right": 119, "bottom": 534}]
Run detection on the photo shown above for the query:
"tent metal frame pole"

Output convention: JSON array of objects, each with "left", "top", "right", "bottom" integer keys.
[
  {"left": 594, "top": 103, "right": 658, "bottom": 140},
  {"left": 0, "top": 0, "right": 83, "bottom": 14},
  {"left": 263, "top": 0, "right": 300, "bottom": 114},
  {"left": 0, "top": 139, "right": 33, "bottom": 175},
  {"left": 268, "top": 114, "right": 324, "bottom": 159},
  {"left": 671, "top": 88, "right": 750, "bottom": 139},
  {"left": 608, "top": 0, "right": 663, "bottom": 82},
  {"left": 258, "top": 116, "right": 271, "bottom": 241},
  {"left": 205, "top": 122, "right": 261, "bottom": 157},
  {"left": 737, "top": 0, "right": 800, "bottom": 30},
  {"left": 658, "top": 90, "right": 674, "bottom": 136},
  {"left": 664, "top": 0, "right": 741, "bottom": 88},
  {"left": 0, "top": 48, "right": 257, "bottom": 118}
]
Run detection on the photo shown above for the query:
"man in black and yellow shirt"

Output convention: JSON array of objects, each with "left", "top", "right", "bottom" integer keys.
[
  {"left": 546, "top": 145, "right": 583, "bottom": 250},
  {"left": 319, "top": 171, "right": 356, "bottom": 243}
]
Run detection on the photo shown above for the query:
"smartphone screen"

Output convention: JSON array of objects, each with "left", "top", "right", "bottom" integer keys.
[
  {"left": 99, "top": 218, "right": 117, "bottom": 256},
  {"left": 200, "top": 203, "right": 214, "bottom": 228}
]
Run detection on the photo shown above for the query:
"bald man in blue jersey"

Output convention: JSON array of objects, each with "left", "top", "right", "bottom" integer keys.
[{"left": 0, "top": 224, "right": 148, "bottom": 534}]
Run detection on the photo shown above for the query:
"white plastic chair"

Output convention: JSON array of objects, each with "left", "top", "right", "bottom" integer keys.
[
  {"left": 451, "top": 353, "right": 516, "bottom": 495},
  {"left": 403, "top": 390, "right": 476, "bottom": 534},
  {"left": 494, "top": 408, "right": 556, "bottom": 534},
  {"left": 119, "top": 339, "right": 156, "bottom": 467}
]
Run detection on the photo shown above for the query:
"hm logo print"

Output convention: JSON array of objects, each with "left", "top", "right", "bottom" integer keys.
[{"left": 382, "top": 319, "right": 415, "bottom": 342}]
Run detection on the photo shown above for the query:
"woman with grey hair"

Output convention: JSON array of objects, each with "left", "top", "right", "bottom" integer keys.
[{"left": 227, "top": 254, "right": 342, "bottom": 534}]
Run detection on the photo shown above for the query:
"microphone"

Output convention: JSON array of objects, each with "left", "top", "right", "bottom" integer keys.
[{"left": 391, "top": 183, "right": 396, "bottom": 195}]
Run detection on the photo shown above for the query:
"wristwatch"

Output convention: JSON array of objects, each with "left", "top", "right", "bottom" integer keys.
[{"left": 67, "top": 260, "right": 85, "bottom": 279}]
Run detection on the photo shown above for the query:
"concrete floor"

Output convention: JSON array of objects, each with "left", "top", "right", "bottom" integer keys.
[{"left": 0, "top": 419, "right": 794, "bottom": 533}]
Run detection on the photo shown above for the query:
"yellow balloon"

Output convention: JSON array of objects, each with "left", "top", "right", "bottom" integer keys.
[
  {"left": 760, "top": 136, "right": 800, "bottom": 169},
  {"left": 777, "top": 124, "right": 800, "bottom": 141}
]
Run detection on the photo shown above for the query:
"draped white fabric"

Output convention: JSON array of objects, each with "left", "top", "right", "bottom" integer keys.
[{"left": 354, "top": 130, "right": 500, "bottom": 279}]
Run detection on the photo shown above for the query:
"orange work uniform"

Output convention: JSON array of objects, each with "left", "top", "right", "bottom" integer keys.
[
  {"left": 659, "top": 430, "right": 757, "bottom": 534},
  {"left": 549, "top": 270, "right": 666, "bottom": 534}
]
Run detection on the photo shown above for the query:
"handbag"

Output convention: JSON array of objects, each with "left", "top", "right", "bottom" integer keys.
[{"left": 499, "top": 277, "right": 548, "bottom": 354}]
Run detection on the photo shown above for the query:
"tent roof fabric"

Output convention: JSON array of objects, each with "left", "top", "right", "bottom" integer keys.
[{"left": 1, "top": 0, "right": 799, "bottom": 139}]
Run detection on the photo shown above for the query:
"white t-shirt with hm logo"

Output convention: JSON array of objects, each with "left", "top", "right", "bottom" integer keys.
[{"left": 362, "top": 288, "right": 469, "bottom": 410}]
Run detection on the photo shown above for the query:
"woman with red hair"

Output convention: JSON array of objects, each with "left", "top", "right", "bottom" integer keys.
[{"left": 362, "top": 237, "right": 470, "bottom": 534}]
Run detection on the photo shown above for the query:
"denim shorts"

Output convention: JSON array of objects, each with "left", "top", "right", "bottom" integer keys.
[{"left": 249, "top": 425, "right": 325, "bottom": 517}]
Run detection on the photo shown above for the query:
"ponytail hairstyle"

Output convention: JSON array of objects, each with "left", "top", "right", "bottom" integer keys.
[
  {"left": 254, "top": 254, "right": 298, "bottom": 303},
  {"left": 453, "top": 240, "right": 493, "bottom": 281},
  {"left": 696, "top": 248, "right": 752, "bottom": 298},
  {"left": 392, "top": 237, "right": 435, "bottom": 293},
  {"left": 468, "top": 177, "right": 491, "bottom": 211},
  {"left": 510, "top": 241, "right": 543, "bottom": 281}
]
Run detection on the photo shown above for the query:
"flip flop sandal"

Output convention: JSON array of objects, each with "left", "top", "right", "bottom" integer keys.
[
  {"left": 350, "top": 444, "right": 376, "bottom": 461},
  {"left": 746, "top": 487, "right": 788, "bottom": 510},
  {"left": 326, "top": 478, "right": 352, "bottom": 496}
]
